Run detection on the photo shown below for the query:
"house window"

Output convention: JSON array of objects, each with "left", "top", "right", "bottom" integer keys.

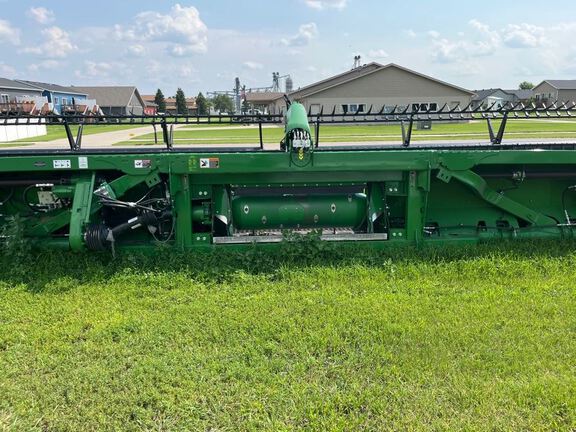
[
  {"left": 429, "top": 103, "right": 438, "bottom": 111},
  {"left": 54, "top": 96, "right": 60, "bottom": 104},
  {"left": 61, "top": 97, "right": 68, "bottom": 106},
  {"left": 0, "top": 94, "right": 8, "bottom": 104},
  {"left": 342, "top": 103, "right": 366, "bottom": 114}
]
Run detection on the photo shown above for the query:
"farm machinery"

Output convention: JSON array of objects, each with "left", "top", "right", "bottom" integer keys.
[{"left": 2, "top": 98, "right": 576, "bottom": 253}]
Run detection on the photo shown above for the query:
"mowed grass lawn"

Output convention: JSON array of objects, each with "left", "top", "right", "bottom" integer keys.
[
  {"left": 115, "top": 119, "right": 576, "bottom": 146},
  {"left": 14, "top": 124, "right": 150, "bottom": 143},
  {"left": 0, "top": 242, "right": 575, "bottom": 430}
]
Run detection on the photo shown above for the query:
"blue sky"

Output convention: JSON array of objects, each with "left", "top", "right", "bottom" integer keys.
[{"left": 2, "top": 0, "right": 576, "bottom": 96}]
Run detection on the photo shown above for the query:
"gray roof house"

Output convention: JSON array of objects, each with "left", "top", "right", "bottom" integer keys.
[
  {"left": 471, "top": 89, "right": 513, "bottom": 109},
  {"left": 471, "top": 88, "right": 534, "bottom": 110},
  {"left": 270, "top": 62, "right": 474, "bottom": 115},
  {"left": 533, "top": 80, "right": 576, "bottom": 104},
  {"left": 15, "top": 80, "right": 88, "bottom": 114},
  {"left": 0, "top": 78, "right": 43, "bottom": 103},
  {"left": 0, "top": 78, "right": 49, "bottom": 115},
  {"left": 72, "top": 86, "right": 146, "bottom": 116},
  {"left": 506, "top": 89, "right": 534, "bottom": 101}
]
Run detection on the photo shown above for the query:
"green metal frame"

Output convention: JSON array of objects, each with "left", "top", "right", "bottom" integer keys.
[{"left": 0, "top": 145, "right": 575, "bottom": 252}]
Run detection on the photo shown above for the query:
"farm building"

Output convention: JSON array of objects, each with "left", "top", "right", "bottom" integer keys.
[
  {"left": 533, "top": 80, "right": 576, "bottom": 104},
  {"left": 73, "top": 86, "right": 146, "bottom": 116},
  {"left": 244, "top": 91, "right": 283, "bottom": 114},
  {"left": 269, "top": 63, "right": 474, "bottom": 114}
]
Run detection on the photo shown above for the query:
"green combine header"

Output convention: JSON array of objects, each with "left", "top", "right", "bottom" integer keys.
[{"left": 2, "top": 98, "right": 576, "bottom": 253}]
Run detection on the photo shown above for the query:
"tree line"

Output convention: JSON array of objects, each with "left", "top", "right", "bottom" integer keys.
[{"left": 153, "top": 88, "right": 234, "bottom": 115}]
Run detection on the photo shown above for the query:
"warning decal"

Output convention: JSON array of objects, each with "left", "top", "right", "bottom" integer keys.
[
  {"left": 134, "top": 159, "right": 152, "bottom": 169},
  {"left": 78, "top": 157, "right": 88, "bottom": 169},
  {"left": 200, "top": 158, "right": 220, "bottom": 169},
  {"left": 53, "top": 159, "right": 71, "bottom": 169}
]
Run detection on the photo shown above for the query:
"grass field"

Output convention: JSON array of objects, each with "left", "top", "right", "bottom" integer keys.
[
  {"left": 1, "top": 241, "right": 575, "bottom": 431},
  {"left": 14, "top": 124, "right": 149, "bottom": 143},
  {"left": 7, "top": 119, "right": 576, "bottom": 147},
  {"left": 114, "top": 119, "right": 576, "bottom": 146}
]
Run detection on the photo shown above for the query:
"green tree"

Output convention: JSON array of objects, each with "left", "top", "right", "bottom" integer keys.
[
  {"left": 154, "top": 89, "right": 166, "bottom": 112},
  {"left": 211, "top": 94, "right": 234, "bottom": 113},
  {"left": 196, "top": 92, "right": 208, "bottom": 115},
  {"left": 519, "top": 81, "right": 535, "bottom": 90},
  {"left": 175, "top": 88, "right": 188, "bottom": 115}
]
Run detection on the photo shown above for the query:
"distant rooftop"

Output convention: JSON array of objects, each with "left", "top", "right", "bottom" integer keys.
[
  {"left": 0, "top": 77, "right": 43, "bottom": 92},
  {"left": 505, "top": 89, "right": 534, "bottom": 100},
  {"left": 540, "top": 80, "right": 576, "bottom": 90},
  {"left": 16, "top": 80, "right": 87, "bottom": 95},
  {"left": 72, "top": 86, "right": 143, "bottom": 107}
]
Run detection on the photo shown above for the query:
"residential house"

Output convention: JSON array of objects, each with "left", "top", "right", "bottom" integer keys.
[
  {"left": 164, "top": 96, "right": 197, "bottom": 115},
  {"left": 533, "top": 80, "right": 576, "bottom": 105},
  {"left": 15, "top": 80, "right": 88, "bottom": 114},
  {"left": 141, "top": 95, "right": 159, "bottom": 115},
  {"left": 0, "top": 77, "right": 43, "bottom": 104},
  {"left": 472, "top": 88, "right": 534, "bottom": 109},
  {"left": 505, "top": 89, "right": 534, "bottom": 104},
  {"left": 0, "top": 78, "right": 49, "bottom": 142}
]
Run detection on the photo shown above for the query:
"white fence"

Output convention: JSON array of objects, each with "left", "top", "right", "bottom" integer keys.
[{"left": 0, "top": 119, "right": 47, "bottom": 142}]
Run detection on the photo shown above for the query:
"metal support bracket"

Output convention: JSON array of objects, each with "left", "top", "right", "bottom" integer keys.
[
  {"left": 258, "top": 119, "right": 263, "bottom": 150},
  {"left": 315, "top": 116, "right": 320, "bottom": 148},
  {"left": 64, "top": 120, "right": 83, "bottom": 151},
  {"left": 69, "top": 174, "right": 96, "bottom": 251},
  {"left": 160, "top": 118, "right": 174, "bottom": 150},
  {"left": 152, "top": 123, "right": 158, "bottom": 145},
  {"left": 401, "top": 116, "right": 414, "bottom": 147},
  {"left": 486, "top": 113, "right": 508, "bottom": 145},
  {"left": 438, "top": 167, "right": 557, "bottom": 226}
]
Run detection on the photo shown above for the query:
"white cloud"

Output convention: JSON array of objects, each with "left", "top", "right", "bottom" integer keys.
[
  {"left": 72, "top": 60, "right": 134, "bottom": 86},
  {"left": 281, "top": 23, "right": 318, "bottom": 47},
  {"left": 116, "top": 4, "right": 208, "bottom": 55},
  {"left": 23, "top": 27, "right": 77, "bottom": 58},
  {"left": 0, "top": 19, "right": 20, "bottom": 45},
  {"left": 178, "top": 66, "right": 197, "bottom": 79},
  {"left": 126, "top": 44, "right": 146, "bottom": 57},
  {"left": 243, "top": 61, "right": 263, "bottom": 70},
  {"left": 429, "top": 20, "right": 554, "bottom": 66},
  {"left": 368, "top": 49, "right": 389, "bottom": 59},
  {"left": 502, "top": 23, "right": 547, "bottom": 48},
  {"left": 86, "top": 61, "right": 112, "bottom": 77},
  {"left": 28, "top": 60, "right": 61, "bottom": 72},
  {"left": 27, "top": 7, "right": 55, "bottom": 25},
  {"left": 429, "top": 20, "right": 500, "bottom": 63},
  {"left": 0, "top": 62, "right": 16, "bottom": 77},
  {"left": 168, "top": 45, "right": 202, "bottom": 57},
  {"left": 305, "top": 0, "right": 347, "bottom": 10}
]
